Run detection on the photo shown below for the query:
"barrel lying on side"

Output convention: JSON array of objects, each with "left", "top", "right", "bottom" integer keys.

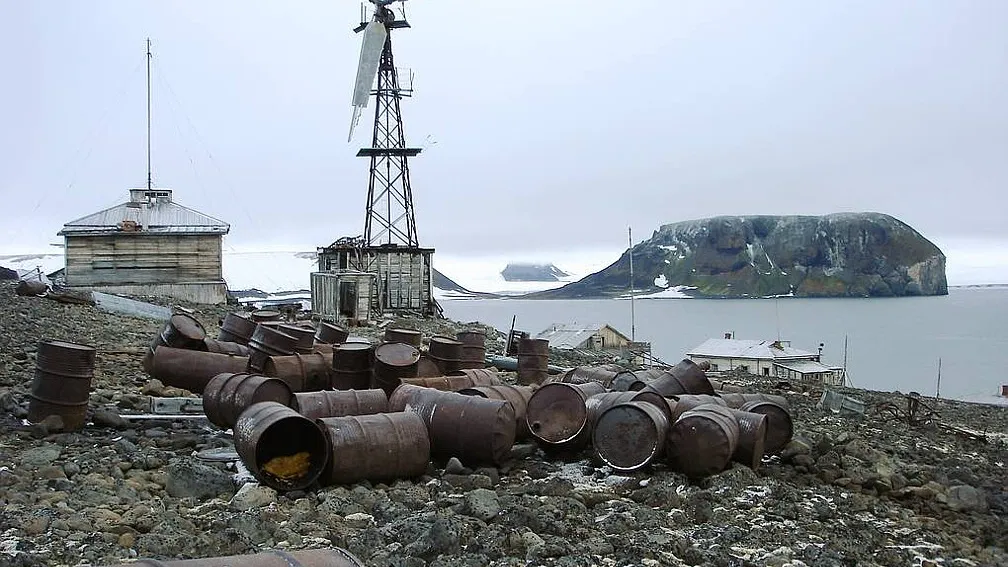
[
  {"left": 718, "top": 393, "right": 790, "bottom": 410},
  {"left": 263, "top": 353, "right": 332, "bottom": 392},
  {"left": 279, "top": 324, "right": 316, "bottom": 355},
  {"left": 28, "top": 340, "right": 97, "bottom": 431},
  {"left": 400, "top": 372, "right": 498, "bottom": 392},
  {"left": 525, "top": 381, "right": 606, "bottom": 453},
  {"left": 738, "top": 400, "right": 793, "bottom": 455},
  {"left": 218, "top": 312, "right": 257, "bottom": 345},
  {"left": 643, "top": 359, "right": 715, "bottom": 396},
  {"left": 554, "top": 366, "right": 620, "bottom": 387},
  {"left": 247, "top": 325, "right": 298, "bottom": 372},
  {"left": 384, "top": 328, "right": 422, "bottom": 347},
  {"left": 666, "top": 403, "right": 740, "bottom": 478},
  {"left": 458, "top": 384, "right": 535, "bottom": 440},
  {"left": 729, "top": 408, "right": 768, "bottom": 470},
  {"left": 293, "top": 389, "right": 388, "bottom": 419},
  {"left": 98, "top": 548, "right": 366, "bottom": 567},
  {"left": 151, "top": 346, "right": 249, "bottom": 394},
  {"left": 593, "top": 401, "right": 669, "bottom": 472},
  {"left": 315, "top": 321, "right": 349, "bottom": 345},
  {"left": 610, "top": 367, "right": 666, "bottom": 392},
  {"left": 234, "top": 401, "right": 330, "bottom": 491},
  {"left": 203, "top": 338, "right": 252, "bottom": 357},
  {"left": 203, "top": 372, "right": 294, "bottom": 429},
  {"left": 318, "top": 412, "right": 430, "bottom": 485},
  {"left": 586, "top": 390, "right": 673, "bottom": 425},
  {"left": 144, "top": 313, "right": 207, "bottom": 373}
]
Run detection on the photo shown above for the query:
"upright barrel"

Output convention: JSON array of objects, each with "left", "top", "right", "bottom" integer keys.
[
  {"left": 738, "top": 400, "right": 793, "bottom": 455},
  {"left": 247, "top": 324, "right": 298, "bottom": 372},
  {"left": 202, "top": 372, "right": 294, "bottom": 429},
  {"left": 28, "top": 340, "right": 96, "bottom": 431},
  {"left": 666, "top": 403, "right": 740, "bottom": 478},
  {"left": 415, "top": 355, "right": 442, "bottom": 378},
  {"left": 456, "top": 329, "right": 487, "bottom": 369},
  {"left": 250, "top": 310, "right": 282, "bottom": 322},
  {"left": 218, "top": 312, "right": 257, "bottom": 345},
  {"left": 293, "top": 389, "right": 388, "bottom": 419},
  {"left": 384, "top": 328, "right": 422, "bottom": 347},
  {"left": 97, "top": 549, "right": 365, "bottom": 567},
  {"left": 729, "top": 408, "right": 768, "bottom": 470},
  {"left": 234, "top": 401, "right": 329, "bottom": 491},
  {"left": 458, "top": 384, "right": 535, "bottom": 440},
  {"left": 517, "top": 337, "right": 550, "bottom": 385},
  {"left": 317, "top": 412, "right": 430, "bottom": 485},
  {"left": 315, "top": 321, "right": 349, "bottom": 345},
  {"left": 525, "top": 381, "right": 606, "bottom": 453},
  {"left": 151, "top": 346, "right": 249, "bottom": 394},
  {"left": 593, "top": 401, "right": 670, "bottom": 472},
  {"left": 372, "top": 342, "right": 421, "bottom": 396},
  {"left": 427, "top": 336, "right": 464, "bottom": 375},
  {"left": 263, "top": 353, "right": 332, "bottom": 392},
  {"left": 332, "top": 342, "right": 373, "bottom": 390}
]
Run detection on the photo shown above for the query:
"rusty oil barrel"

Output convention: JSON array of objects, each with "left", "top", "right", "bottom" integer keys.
[
  {"left": 643, "top": 359, "right": 715, "bottom": 396},
  {"left": 151, "top": 346, "right": 249, "bottom": 394},
  {"left": 456, "top": 329, "right": 487, "bottom": 369},
  {"left": 610, "top": 367, "right": 666, "bottom": 391},
  {"left": 250, "top": 309, "right": 282, "bottom": 322},
  {"left": 427, "top": 336, "right": 464, "bottom": 375},
  {"left": 416, "top": 354, "right": 442, "bottom": 378},
  {"left": 218, "top": 312, "right": 257, "bottom": 345},
  {"left": 709, "top": 378, "right": 747, "bottom": 394},
  {"left": 143, "top": 313, "right": 207, "bottom": 373},
  {"left": 98, "top": 548, "right": 365, "bottom": 567},
  {"left": 667, "top": 394, "right": 727, "bottom": 420},
  {"left": 400, "top": 374, "right": 495, "bottom": 392},
  {"left": 718, "top": 392, "right": 790, "bottom": 410},
  {"left": 203, "top": 372, "right": 294, "bottom": 429},
  {"left": 28, "top": 340, "right": 96, "bottom": 431},
  {"left": 203, "top": 337, "right": 251, "bottom": 357},
  {"left": 554, "top": 366, "right": 620, "bottom": 387},
  {"left": 458, "top": 384, "right": 535, "bottom": 440},
  {"left": 279, "top": 324, "right": 316, "bottom": 355},
  {"left": 384, "top": 328, "right": 422, "bottom": 347},
  {"left": 247, "top": 324, "right": 298, "bottom": 373},
  {"left": 372, "top": 342, "right": 421, "bottom": 396},
  {"left": 593, "top": 401, "right": 670, "bottom": 472},
  {"left": 738, "top": 400, "right": 793, "bottom": 455},
  {"left": 317, "top": 412, "right": 430, "bottom": 485},
  {"left": 449, "top": 367, "right": 504, "bottom": 385},
  {"left": 311, "top": 343, "right": 335, "bottom": 358},
  {"left": 234, "top": 401, "right": 329, "bottom": 491},
  {"left": 586, "top": 390, "right": 673, "bottom": 425},
  {"left": 729, "top": 408, "right": 768, "bottom": 470},
  {"left": 263, "top": 353, "right": 332, "bottom": 392},
  {"left": 666, "top": 403, "right": 740, "bottom": 478},
  {"left": 517, "top": 337, "right": 549, "bottom": 385},
  {"left": 331, "top": 342, "right": 373, "bottom": 390},
  {"left": 315, "top": 321, "right": 349, "bottom": 345},
  {"left": 293, "top": 389, "right": 388, "bottom": 419},
  {"left": 525, "top": 381, "right": 606, "bottom": 453},
  {"left": 388, "top": 384, "right": 516, "bottom": 467}
]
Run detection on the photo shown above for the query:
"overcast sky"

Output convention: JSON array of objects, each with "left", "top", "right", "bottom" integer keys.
[{"left": 2, "top": 1, "right": 1006, "bottom": 264}]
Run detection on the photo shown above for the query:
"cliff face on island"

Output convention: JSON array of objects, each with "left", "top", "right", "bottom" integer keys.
[{"left": 534, "top": 213, "right": 948, "bottom": 299}]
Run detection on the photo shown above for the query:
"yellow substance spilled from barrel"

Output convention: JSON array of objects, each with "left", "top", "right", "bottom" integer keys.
[{"left": 262, "top": 452, "right": 311, "bottom": 479}]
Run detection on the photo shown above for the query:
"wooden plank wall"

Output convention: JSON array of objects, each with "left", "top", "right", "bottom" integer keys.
[{"left": 65, "top": 234, "right": 223, "bottom": 286}]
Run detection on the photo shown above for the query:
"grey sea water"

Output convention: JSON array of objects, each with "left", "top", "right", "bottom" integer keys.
[{"left": 441, "top": 287, "right": 1008, "bottom": 406}]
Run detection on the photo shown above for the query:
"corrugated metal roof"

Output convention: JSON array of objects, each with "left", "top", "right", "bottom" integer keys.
[
  {"left": 535, "top": 323, "right": 605, "bottom": 349},
  {"left": 687, "top": 338, "right": 818, "bottom": 360},
  {"left": 773, "top": 360, "right": 838, "bottom": 373},
  {"left": 59, "top": 189, "right": 229, "bottom": 236}
]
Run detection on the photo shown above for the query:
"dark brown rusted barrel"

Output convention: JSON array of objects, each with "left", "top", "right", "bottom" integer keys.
[
  {"left": 427, "top": 336, "right": 464, "bottom": 375},
  {"left": 373, "top": 342, "right": 421, "bottom": 396},
  {"left": 517, "top": 337, "right": 550, "bottom": 385},
  {"left": 247, "top": 324, "right": 298, "bottom": 372},
  {"left": 317, "top": 412, "right": 430, "bottom": 485},
  {"left": 448, "top": 367, "right": 503, "bottom": 384},
  {"left": 586, "top": 390, "right": 673, "bottom": 425},
  {"left": 667, "top": 394, "right": 727, "bottom": 420},
  {"left": 458, "top": 384, "right": 535, "bottom": 440},
  {"left": 644, "top": 359, "right": 715, "bottom": 396},
  {"left": 709, "top": 378, "right": 746, "bottom": 394},
  {"left": 99, "top": 548, "right": 365, "bottom": 567},
  {"left": 144, "top": 313, "right": 207, "bottom": 373},
  {"left": 738, "top": 400, "right": 793, "bottom": 455},
  {"left": 293, "top": 389, "right": 388, "bottom": 419},
  {"left": 331, "top": 342, "right": 373, "bottom": 390},
  {"left": 151, "top": 346, "right": 249, "bottom": 394},
  {"left": 218, "top": 312, "right": 257, "bottom": 345},
  {"left": 456, "top": 329, "right": 487, "bottom": 369},
  {"left": 311, "top": 343, "right": 335, "bottom": 358},
  {"left": 250, "top": 309, "right": 282, "bottom": 322},
  {"left": 384, "top": 328, "right": 422, "bottom": 347},
  {"left": 593, "top": 401, "right": 670, "bottom": 472},
  {"left": 388, "top": 384, "right": 516, "bottom": 467},
  {"left": 666, "top": 403, "right": 740, "bottom": 478},
  {"left": 263, "top": 353, "right": 332, "bottom": 392},
  {"left": 719, "top": 393, "right": 790, "bottom": 410},
  {"left": 203, "top": 372, "right": 294, "bottom": 429},
  {"left": 416, "top": 355, "right": 442, "bottom": 378},
  {"left": 28, "top": 340, "right": 96, "bottom": 431},
  {"left": 610, "top": 367, "right": 667, "bottom": 391},
  {"left": 202, "top": 338, "right": 251, "bottom": 357},
  {"left": 554, "top": 366, "right": 619, "bottom": 387},
  {"left": 525, "top": 382, "right": 606, "bottom": 453},
  {"left": 400, "top": 375, "right": 490, "bottom": 391},
  {"left": 729, "top": 408, "right": 767, "bottom": 470},
  {"left": 279, "top": 324, "right": 316, "bottom": 355},
  {"left": 315, "top": 321, "right": 349, "bottom": 345},
  {"left": 234, "top": 401, "right": 329, "bottom": 491}
]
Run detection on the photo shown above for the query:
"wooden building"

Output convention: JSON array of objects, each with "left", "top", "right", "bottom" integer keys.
[
  {"left": 310, "top": 271, "right": 376, "bottom": 324},
  {"left": 535, "top": 323, "right": 634, "bottom": 351},
  {"left": 58, "top": 188, "right": 230, "bottom": 304}
]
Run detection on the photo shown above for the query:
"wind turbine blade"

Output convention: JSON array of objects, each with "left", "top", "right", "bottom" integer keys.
[
  {"left": 351, "top": 21, "right": 387, "bottom": 109},
  {"left": 348, "top": 106, "right": 363, "bottom": 142}
]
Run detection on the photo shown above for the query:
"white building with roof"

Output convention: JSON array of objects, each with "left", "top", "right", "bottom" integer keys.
[
  {"left": 687, "top": 335, "right": 844, "bottom": 385},
  {"left": 58, "top": 188, "right": 230, "bottom": 304}
]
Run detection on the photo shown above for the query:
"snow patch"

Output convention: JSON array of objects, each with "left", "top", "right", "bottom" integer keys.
[{"left": 654, "top": 274, "right": 669, "bottom": 288}]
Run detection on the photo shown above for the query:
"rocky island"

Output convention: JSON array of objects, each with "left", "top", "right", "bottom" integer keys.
[
  {"left": 500, "top": 263, "right": 570, "bottom": 282},
  {"left": 533, "top": 213, "right": 947, "bottom": 299}
]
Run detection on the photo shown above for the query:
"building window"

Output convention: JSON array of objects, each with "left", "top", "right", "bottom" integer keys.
[
  {"left": 709, "top": 363, "right": 718, "bottom": 371},
  {"left": 762, "top": 367, "right": 770, "bottom": 376},
  {"left": 739, "top": 365, "right": 749, "bottom": 373}
]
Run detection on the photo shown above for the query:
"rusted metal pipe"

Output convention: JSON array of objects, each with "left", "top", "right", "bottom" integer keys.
[
  {"left": 593, "top": 401, "right": 670, "bottom": 472},
  {"left": 517, "top": 337, "right": 549, "bottom": 385},
  {"left": 202, "top": 372, "right": 294, "bottom": 429},
  {"left": 28, "top": 340, "right": 96, "bottom": 431},
  {"left": 100, "top": 549, "right": 364, "bottom": 567},
  {"left": 218, "top": 312, "right": 257, "bottom": 345},
  {"left": 263, "top": 353, "right": 332, "bottom": 392},
  {"left": 455, "top": 329, "right": 487, "bottom": 369},
  {"left": 248, "top": 324, "right": 298, "bottom": 373},
  {"left": 331, "top": 342, "right": 373, "bottom": 390},
  {"left": 666, "top": 403, "right": 740, "bottom": 478},
  {"left": 293, "top": 389, "right": 388, "bottom": 419},
  {"left": 317, "top": 412, "right": 430, "bottom": 485},
  {"left": 457, "top": 384, "right": 535, "bottom": 440},
  {"left": 372, "top": 342, "right": 421, "bottom": 396},
  {"left": 315, "top": 321, "right": 349, "bottom": 345},
  {"left": 642, "top": 359, "right": 715, "bottom": 396},
  {"left": 738, "top": 399, "right": 793, "bottom": 455},
  {"left": 525, "top": 382, "right": 606, "bottom": 453},
  {"left": 234, "top": 401, "right": 330, "bottom": 491},
  {"left": 151, "top": 346, "right": 249, "bottom": 394}
]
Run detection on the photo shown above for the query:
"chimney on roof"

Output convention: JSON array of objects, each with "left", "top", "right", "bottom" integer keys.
[{"left": 724, "top": 332, "right": 732, "bottom": 339}]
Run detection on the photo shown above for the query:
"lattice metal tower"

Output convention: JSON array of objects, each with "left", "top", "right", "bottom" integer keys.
[{"left": 351, "top": 1, "right": 421, "bottom": 247}]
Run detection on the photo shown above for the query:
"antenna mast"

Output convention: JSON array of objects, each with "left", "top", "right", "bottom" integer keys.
[
  {"left": 629, "top": 226, "right": 635, "bottom": 342},
  {"left": 146, "top": 38, "right": 153, "bottom": 191}
]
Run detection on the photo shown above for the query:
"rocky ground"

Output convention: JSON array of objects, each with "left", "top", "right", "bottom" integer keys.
[{"left": 0, "top": 281, "right": 1005, "bottom": 567}]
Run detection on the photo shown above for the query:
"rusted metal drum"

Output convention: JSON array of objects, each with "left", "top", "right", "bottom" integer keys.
[
  {"left": 217, "top": 312, "right": 257, "bottom": 345},
  {"left": 250, "top": 309, "right": 282, "bottom": 322},
  {"left": 98, "top": 548, "right": 365, "bottom": 567},
  {"left": 738, "top": 400, "right": 793, "bottom": 455},
  {"left": 416, "top": 354, "right": 442, "bottom": 378},
  {"left": 427, "top": 336, "right": 464, "bottom": 375},
  {"left": 151, "top": 346, "right": 249, "bottom": 394},
  {"left": 667, "top": 394, "right": 727, "bottom": 420},
  {"left": 373, "top": 342, "right": 421, "bottom": 396},
  {"left": 586, "top": 390, "right": 673, "bottom": 425},
  {"left": 331, "top": 342, "right": 373, "bottom": 390},
  {"left": 248, "top": 324, "right": 298, "bottom": 372},
  {"left": 279, "top": 324, "right": 316, "bottom": 355},
  {"left": 263, "top": 353, "right": 332, "bottom": 392},
  {"left": 400, "top": 374, "right": 494, "bottom": 392},
  {"left": 593, "top": 401, "right": 670, "bottom": 472},
  {"left": 311, "top": 343, "right": 335, "bottom": 358},
  {"left": 729, "top": 408, "right": 768, "bottom": 470},
  {"left": 234, "top": 401, "right": 329, "bottom": 491},
  {"left": 709, "top": 378, "right": 747, "bottom": 394},
  {"left": 315, "top": 321, "right": 349, "bottom": 345},
  {"left": 458, "top": 384, "right": 535, "bottom": 440},
  {"left": 554, "top": 366, "right": 619, "bottom": 387},
  {"left": 144, "top": 313, "right": 207, "bottom": 373},
  {"left": 610, "top": 367, "right": 666, "bottom": 391},
  {"left": 345, "top": 336, "right": 372, "bottom": 345},
  {"left": 293, "top": 389, "right": 388, "bottom": 419},
  {"left": 643, "top": 359, "right": 715, "bottom": 396},
  {"left": 317, "top": 412, "right": 430, "bottom": 485},
  {"left": 384, "top": 328, "right": 422, "bottom": 347},
  {"left": 28, "top": 340, "right": 96, "bottom": 431},
  {"left": 718, "top": 392, "right": 790, "bottom": 410},
  {"left": 517, "top": 337, "right": 550, "bottom": 386},
  {"left": 456, "top": 329, "right": 487, "bottom": 369},
  {"left": 666, "top": 403, "right": 740, "bottom": 478},
  {"left": 203, "top": 338, "right": 252, "bottom": 357},
  {"left": 525, "top": 381, "right": 605, "bottom": 453},
  {"left": 202, "top": 372, "right": 294, "bottom": 429},
  {"left": 448, "top": 367, "right": 504, "bottom": 385},
  {"left": 388, "top": 384, "right": 516, "bottom": 467}
]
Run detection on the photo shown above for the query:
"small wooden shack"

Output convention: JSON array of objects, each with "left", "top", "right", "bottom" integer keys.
[{"left": 58, "top": 188, "right": 230, "bottom": 304}]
